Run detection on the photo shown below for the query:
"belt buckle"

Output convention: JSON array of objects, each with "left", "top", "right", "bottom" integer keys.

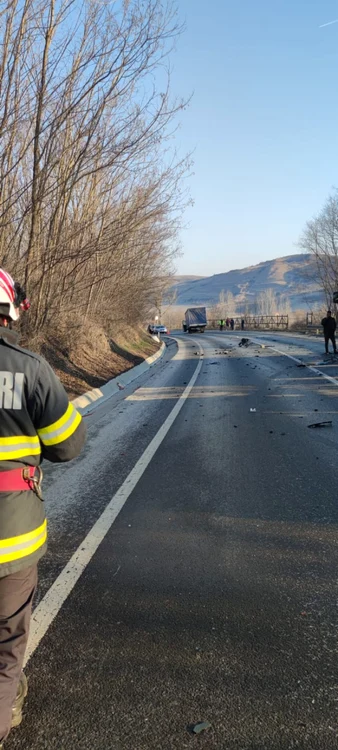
[{"left": 22, "top": 467, "right": 43, "bottom": 500}]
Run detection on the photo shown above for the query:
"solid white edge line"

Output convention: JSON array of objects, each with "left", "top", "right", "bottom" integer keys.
[{"left": 24, "top": 339, "right": 203, "bottom": 666}]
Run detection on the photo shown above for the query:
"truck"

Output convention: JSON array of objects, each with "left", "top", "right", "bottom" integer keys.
[{"left": 183, "top": 307, "right": 207, "bottom": 333}]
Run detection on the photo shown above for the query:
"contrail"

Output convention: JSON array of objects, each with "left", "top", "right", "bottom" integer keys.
[{"left": 319, "top": 18, "right": 338, "bottom": 28}]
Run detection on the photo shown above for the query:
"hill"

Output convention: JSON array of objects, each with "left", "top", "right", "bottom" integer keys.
[{"left": 171, "top": 254, "right": 322, "bottom": 311}]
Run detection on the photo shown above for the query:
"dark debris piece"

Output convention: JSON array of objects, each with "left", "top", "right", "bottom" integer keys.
[{"left": 308, "top": 421, "right": 333, "bottom": 429}]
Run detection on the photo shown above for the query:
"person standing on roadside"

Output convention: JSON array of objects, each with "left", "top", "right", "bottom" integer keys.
[
  {"left": 321, "top": 310, "right": 337, "bottom": 354},
  {"left": 0, "top": 268, "right": 86, "bottom": 748},
  {"left": 230, "top": 318, "right": 235, "bottom": 331}
]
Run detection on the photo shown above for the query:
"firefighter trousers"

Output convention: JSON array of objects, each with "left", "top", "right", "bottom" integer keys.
[{"left": 0, "top": 564, "right": 37, "bottom": 742}]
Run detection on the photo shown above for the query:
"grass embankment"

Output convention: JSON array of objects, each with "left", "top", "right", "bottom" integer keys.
[{"left": 26, "top": 323, "right": 160, "bottom": 399}]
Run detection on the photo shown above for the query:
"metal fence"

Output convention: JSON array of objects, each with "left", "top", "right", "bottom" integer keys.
[{"left": 208, "top": 315, "right": 289, "bottom": 330}]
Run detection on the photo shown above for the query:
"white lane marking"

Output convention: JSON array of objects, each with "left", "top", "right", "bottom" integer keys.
[
  {"left": 225, "top": 331, "right": 338, "bottom": 389},
  {"left": 210, "top": 330, "right": 338, "bottom": 389},
  {"left": 270, "top": 346, "right": 338, "bottom": 388},
  {"left": 25, "top": 339, "right": 202, "bottom": 666}
]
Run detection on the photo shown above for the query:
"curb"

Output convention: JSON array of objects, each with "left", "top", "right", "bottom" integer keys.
[{"left": 72, "top": 341, "right": 166, "bottom": 415}]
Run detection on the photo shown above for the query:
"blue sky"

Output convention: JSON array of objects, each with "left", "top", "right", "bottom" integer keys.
[{"left": 171, "top": 0, "right": 338, "bottom": 276}]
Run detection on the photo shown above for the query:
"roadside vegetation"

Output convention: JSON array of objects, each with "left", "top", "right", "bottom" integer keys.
[
  {"left": 299, "top": 189, "right": 338, "bottom": 312},
  {"left": 0, "top": 0, "right": 189, "bottom": 388}
]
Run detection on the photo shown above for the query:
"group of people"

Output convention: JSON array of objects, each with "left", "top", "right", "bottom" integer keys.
[{"left": 219, "top": 318, "right": 245, "bottom": 331}]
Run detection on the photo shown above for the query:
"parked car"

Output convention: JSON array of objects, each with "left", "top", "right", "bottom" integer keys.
[{"left": 153, "top": 324, "right": 168, "bottom": 334}]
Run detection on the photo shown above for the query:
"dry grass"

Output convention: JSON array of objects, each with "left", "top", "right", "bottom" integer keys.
[{"left": 25, "top": 321, "right": 160, "bottom": 399}]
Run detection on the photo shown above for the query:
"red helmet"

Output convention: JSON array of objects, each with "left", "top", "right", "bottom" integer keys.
[{"left": 0, "top": 268, "right": 30, "bottom": 321}]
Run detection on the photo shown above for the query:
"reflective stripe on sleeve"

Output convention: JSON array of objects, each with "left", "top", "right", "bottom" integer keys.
[
  {"left": 0, "top": 519, "right": 47, "bottom": 563},
  {"left": 37, "top": 403, "right": 82, "bottom": 446},
  {"left": 0, "top": 435, "right": 41, "bottom": 461}
]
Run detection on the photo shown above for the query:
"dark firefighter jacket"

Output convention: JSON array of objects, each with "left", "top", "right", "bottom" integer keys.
[{"left": 0, "top": 328, "right": 86, "bottom": 577}]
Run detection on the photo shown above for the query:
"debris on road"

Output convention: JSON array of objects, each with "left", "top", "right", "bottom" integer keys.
[
  {"left": 296, "top": 364, "right": 306, "bottom": 368},
  {"left": 190, "top": 721, "right": 212, "bottom": 735},
  {"left": 250, "top": 408, "right": 256, "bottom": 412},
  {"left": 112, "top": 564, "right": 121, "bottom": 578},
  {"left": 308, "top": 421, "right": 333, "bottom": 429},
  {"left": 238, "top": 338, "right": 250, "bottom": 347}
]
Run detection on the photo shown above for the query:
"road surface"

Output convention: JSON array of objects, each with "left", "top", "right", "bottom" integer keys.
[{"left": 8, "top": 331, "right": 338, "bottom": 750}]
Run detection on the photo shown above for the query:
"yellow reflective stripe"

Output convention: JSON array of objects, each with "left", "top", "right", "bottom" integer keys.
[
  {"left": 0, "top": 435, "right": 40, "bottom": 459},
  {"left": 50, "top": 409, "right": 82, "bottom": 445},
  {"left": 38, "top": 403, "right": 73, "bottom": 438},
  {"left": 38, "top": 406, "right": 82, "bottom": 446},
  {"left": 0, "top": 519, "right": 47, "bottom": 548},
  {"left": 0, "top": 520, "right": 47, "bottom": 564},
  {"left": 0, "top": 435, "right": 39, "bottom": 446},
  {"left": 0, "top": 446, "right": 41, "bottom": 460}
]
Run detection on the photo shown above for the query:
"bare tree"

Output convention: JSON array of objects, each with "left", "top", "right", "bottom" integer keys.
[
  {"left": 299, "top": 191, "right": 338, "bottom": 309},
  {"left": 0, "top": 0, "right": 190, "bottom": 339},
  {"left": 212, "top": 289, "right": 235, "bottom": 320}
]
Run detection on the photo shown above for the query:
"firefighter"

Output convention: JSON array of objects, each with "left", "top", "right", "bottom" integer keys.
[{"left": 0, "top": 268, "right": 86, "bottom": 747}]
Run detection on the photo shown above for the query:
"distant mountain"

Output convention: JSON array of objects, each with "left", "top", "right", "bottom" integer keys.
[
  {"left": 173, "top": 275, "right": 205, "bottom": 284},
  {"left": 171, "top": 254, "right": 323, "bottom": 311}
]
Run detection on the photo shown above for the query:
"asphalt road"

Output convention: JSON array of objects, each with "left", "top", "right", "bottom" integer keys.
[{"left": 8, "top": 331, "right": 338, "bottom": 750}]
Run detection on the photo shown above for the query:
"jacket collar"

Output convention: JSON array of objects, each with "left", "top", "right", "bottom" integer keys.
[{"left": 0, "top": 327, "right": 19, "bottom": 345}]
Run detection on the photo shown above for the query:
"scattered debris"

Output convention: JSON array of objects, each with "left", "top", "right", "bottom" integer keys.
[
  {"left": 190, "top": 722, "right": 212, "bottom": 735},
  {"left": 250, "top": 408, "right": 256, "bottom": 413},
  {"left": 112, "top": 564, "right": 121, "bottom": 578},
  {"left": 308, "top": 421, "right": 333, "bottom": 429},
  {"left": 296, "top": 364, "right": 306, "bottom": 368},
  {"left": 238, "top": 338, "right": 250, "bottom": 347},
  {"left": 117, "top": 382, "right": 125, "bottom": 390}
]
